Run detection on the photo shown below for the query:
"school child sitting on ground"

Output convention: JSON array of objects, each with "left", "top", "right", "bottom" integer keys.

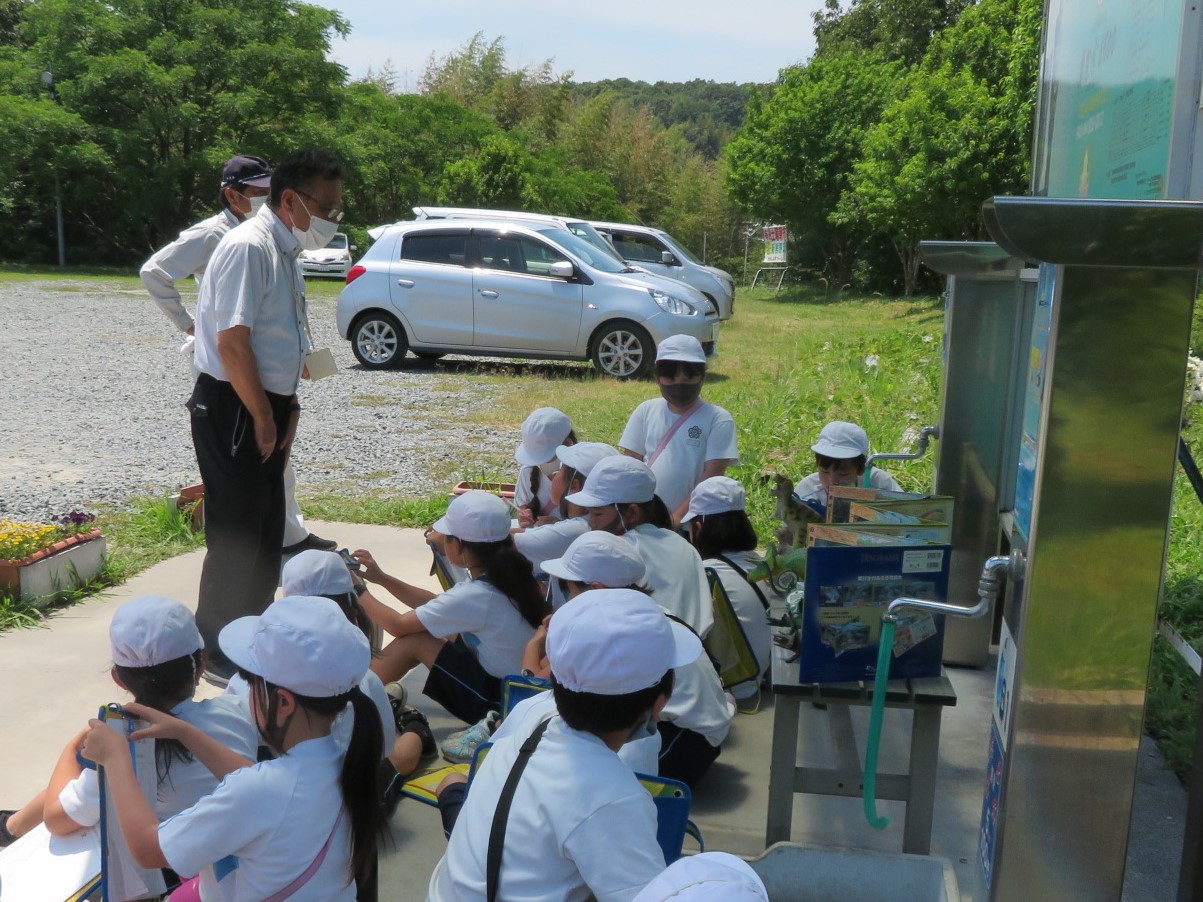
[
  {"left": 350, "top": 491, "right": 544, "bottom": 728},
  {"left": 277, "top": 550, "right": 437, "bottom": 803},
  {"left": 427, "top": 588, "right": 701, "bottom": 902},
  {"left": 683, "top": 476, "right": 773, "bottom": 700},
  {"left": 619, "top": 335, "right": 738, "bottom": 527},
  {"left": 566, "top": 455, "right": 713, "bottom": 638},
  {"left": 513, "top": 441, "right": 620, "bottom": 606},
  {"left": 792, "top": 420, "right": 902, "bottom": 510},
  {"left": 0, "top": 595, "right": 257, "bottom": 852},
  {"left": 81, "top": 595, "right": 383, "bottom": 901},
  {"left": 513, "top": 407, "right": 577, "bottom": 528}
]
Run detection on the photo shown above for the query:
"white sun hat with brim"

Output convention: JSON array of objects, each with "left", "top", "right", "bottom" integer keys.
[
  {"left": 565, "top": 455, "right": 656, "bottom": 507},
  {"left": 811, "top": 420, "right": 870, "bottom": 459},
  {"left": 432, "top": 490, "right": 512, "bottom": 543},
  {"left": 681, "top": 475, "right": 747, "bottom": 524},
  {"left": 110, "top": 595, "right": 203, "bottom": 669},
  {"left": 219, "top": 595, "right": 369, "bottom": 698},
  {"left": 547, "top": 588, "right": 701, "bottom": 695},
  {"left": 632, "top": 851, "right": 769, "bottom": 902},
  {"left": 555, "top": 441, "right": 619, "bottom": 478},
  {"left": 515, "top": 407, "right": 574, "bottom": 467},
  {"left": 281, "top": 549, "right": 355, "bottom": 597},
  {"left": 540, "top": 531, "right": 646, "bottom": 587},
  {"left": 655, "top": 334, "right": 707, "bottom": 364}
]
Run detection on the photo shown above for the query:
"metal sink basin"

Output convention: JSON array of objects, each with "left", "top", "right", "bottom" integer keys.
[{"left": 748, "top": 843, "right": 960, "bottom": 902}]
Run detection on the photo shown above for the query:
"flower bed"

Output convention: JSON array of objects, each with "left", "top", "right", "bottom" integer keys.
[{"left": 0, "top": 512, "right": 106, "bottom": 605}]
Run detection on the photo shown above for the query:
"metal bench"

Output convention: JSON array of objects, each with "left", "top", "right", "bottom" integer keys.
[{"left": 765, "top": 640, "right": 958, "bottom": 854}]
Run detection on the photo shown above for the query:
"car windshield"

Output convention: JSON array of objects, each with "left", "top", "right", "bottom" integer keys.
[
  {"left": 534, "top": 226, "right": 627, "bottom": 273},
  {"left": 657, "top": 231, "right": 701, "bottom": 265},
  {"left": 327, "top": 233, "right": 348, "bottom": 249},
  {"left": 566, "top": 222, "right": 629, "bottom": 266}
]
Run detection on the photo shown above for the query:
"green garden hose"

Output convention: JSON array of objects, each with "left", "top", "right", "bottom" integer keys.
[{"left": 863, "top": 617, "right": 895, "bottom": 830}]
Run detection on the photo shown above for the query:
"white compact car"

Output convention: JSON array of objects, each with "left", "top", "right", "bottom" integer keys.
[
  {"left": 590, "top": 221, "right": 735, "bottom": 320},
  {"left": 300, "top": 232, "right": 355, "bottom": 279},
  {"left": 337, "top": 219, "right": 719, "bottom": 378}
]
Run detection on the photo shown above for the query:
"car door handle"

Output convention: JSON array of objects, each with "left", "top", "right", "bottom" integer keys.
[
  {"left": 397, "top": 279, "right": 415, "bottom": 288},
  {"left": 479, "top": 290, "right": 499, "bottom": 299}
]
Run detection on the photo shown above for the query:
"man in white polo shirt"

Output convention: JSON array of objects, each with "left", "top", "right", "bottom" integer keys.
[{"left": 188, "top": 148, "right": 344, "bottom": 679}]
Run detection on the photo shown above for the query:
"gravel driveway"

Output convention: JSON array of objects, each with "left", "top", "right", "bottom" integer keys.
[{"left": 0, "top": 279, "right": 519, "bottom": 520}]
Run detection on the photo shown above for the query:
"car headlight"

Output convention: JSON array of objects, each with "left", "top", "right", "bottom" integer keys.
[{"left": 649, "top": 289, "right": 697, "bottom": 316}]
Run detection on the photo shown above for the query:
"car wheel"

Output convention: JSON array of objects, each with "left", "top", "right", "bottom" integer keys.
[
  {"left": 351, "top": 312, "right": 408, "bottom": 369},
  {"left": 591, "top": 320, "right": 653, "bottom": 379},
  {"left": 413, "top": 351, "right": 446, "bottom": 361}
]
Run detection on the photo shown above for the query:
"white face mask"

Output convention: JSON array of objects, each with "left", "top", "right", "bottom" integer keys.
[
  {"left": 249, "top": 195, "right": 268, "bottom": 215},
  {"left": 291, "top": 194, "right": 339, "bottom": 251}
]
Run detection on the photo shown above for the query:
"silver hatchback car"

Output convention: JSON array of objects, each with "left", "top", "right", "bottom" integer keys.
[{"left": 336, "top": 220, "right": 719, "bottom": 378}]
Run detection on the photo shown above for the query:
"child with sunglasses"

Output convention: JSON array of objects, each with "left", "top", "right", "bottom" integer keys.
[
  {"left": 618, "top": 335, "right": 738, "bottom": 527},
  {"left": 793, "top": 421, "right": 902, "bottom": 511}
]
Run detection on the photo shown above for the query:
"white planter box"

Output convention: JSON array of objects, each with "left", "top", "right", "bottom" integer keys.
[{"left": 0, "top": 534, "right": 107, "bottom": 606}]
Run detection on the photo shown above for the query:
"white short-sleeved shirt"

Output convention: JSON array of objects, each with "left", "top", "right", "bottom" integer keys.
[
  {"left": 628, "top": 524, "right": 713, "bottom": 638},
  {"left": 57, "top": 695, "right": 258, "bottom": 828},
  {"left": 427, "top": 716, "right": 666, "bottom": 902},
  {"left": 193, "top": 204, "right": 310, "bottom": 396},
  {"left": 659, "top": 642, "right": 734, "bottom": 748},
  {"left": 513, "top": 464, "right": 558, "bottom": 519},
  {"left": 140, "top": 209, "right": 240, "bottom": 333},
  {"left": 793, "top": 466, "right": 903, "bottom": 509},
  {"left": 705, "top": 552, "right": 772, "bottom": 692},
  {"left": 493, "top": 691, "right": 662, "bottom": 775},
  {"left": 513, "top": 517, "right": 590, "bottom": 574},
  {"left": 414, "top": 580, "right": 536, "bottom": 678},
  {"left": 619, "top": 399, "right": 738, "bottom": 514},
  {"left": 158, "top": 736, "right": 355, "bottom": 901}
]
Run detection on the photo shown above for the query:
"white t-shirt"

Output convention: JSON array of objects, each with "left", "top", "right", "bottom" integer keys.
[
  {"left": 427, "top": 716, "right": 665, "bottom": 902},
  {"left": 793, "top": 466, "right": 903, "bottom": 509},
  {"left": 414, "top": 579, "right": 536, "bottom": 678},
  {"left": 493, "top": 691, "right": 662, "bottom": 775},
  {"left": 658, "top": 631, "right": 734, "bottom": 748},
  {"left": 513, "top": 463, "right": 558, "bottom": 519},
  {"left": 619, "top": 399, "right": 738, "bottom": 514},
  {"left": 629, "top": 524, "right": 713, "bottom": 638},
  {"left": 193, "top": 205, "right": 310, "bottom": 396},
  {"left": 705, "top": 552, "right": 772, "bottom": 694},
  {"left": 513, "top": 516, "right": 590, "bottom": 574},
  {"left": 159, "top": 735, "right": 355, "bottom": 901},
  {"left": 57, "top": 695, "right": 258, "bottom": 827}
]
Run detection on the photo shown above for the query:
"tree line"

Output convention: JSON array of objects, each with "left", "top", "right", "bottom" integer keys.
[{"left": 1, "top": 0, "right": 1042, "bottom": 294}]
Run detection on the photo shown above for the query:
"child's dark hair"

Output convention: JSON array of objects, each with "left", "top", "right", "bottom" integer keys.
[
  {"left": 270, "top": 148, "right": 343, "bottom": 208},
  {"left": 551, "top": 670, "right": 674, "bottom": 734},
  {"left": 526, "top": 430, "right": 578, "bottom": 511},
  {"left": 458, "top": 535, "right": 549, "bottom": 628},
  {"left": 253, "top": 676, "right": 383, "bottom": 882},
  {"left": 816, "top": 452, "right": 867, "bottom": 472},
  {"left": 114, "top": 651, "right": 203, "bottom": 783},
  {"left": 689, "top": 509, "right": 759, "bottom": 559},
  {"left": 320, "top": 591, "right": 374, "bottom": 650},
  {"left": 619, "top": 496, "right": 673, "bottom": 530}
]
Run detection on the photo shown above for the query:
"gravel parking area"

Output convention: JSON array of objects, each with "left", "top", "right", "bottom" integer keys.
[{"left": 0, "top": 279, "right": 517, "bottom": 520}]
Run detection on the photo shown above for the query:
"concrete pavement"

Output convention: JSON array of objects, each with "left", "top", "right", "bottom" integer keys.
[{"left": 0, "top": 521, "right": 1188, "bottom": 901}]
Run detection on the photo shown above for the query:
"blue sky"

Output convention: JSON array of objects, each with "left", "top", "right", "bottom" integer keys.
[{"left": 321, "top": 1, "right": 827, "bottom": 88}]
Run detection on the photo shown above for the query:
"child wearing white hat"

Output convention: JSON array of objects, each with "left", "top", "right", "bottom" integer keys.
[
  {"left": 633, "top": 851, "right": 769, "bottom": 902},
  {"left": 683, "top": 476, "right": 772, "bottom": 698},
  {"left": 567, "top": 455, "right": 714, "bottom": 638},
  {"left": 793, "top": 420, "right": 902, "bottom": 510},
  {"left": 0, "top": 595, "right": 257, "bottom": 853},
  {"left": 513, "top": 407, "right": 577, "bottom": 528},
  {"left": 350, "top": 490, "right": 545, "bottom": 726},
  {"left": 619, "top": 335, "right": 738, "bottom": 526},
  {"left": 81, "top": 595, "right": 382, "bottom": 901},
  {"left": 428, "top": 588, "right": 701, "bottom": 902}
]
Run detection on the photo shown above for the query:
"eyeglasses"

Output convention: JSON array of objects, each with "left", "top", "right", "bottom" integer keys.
[
  {"left": 296, "top": 189, "right": 345, "bottom": 223},
  {"left": 816, "top": 455, "right": 861, "bottom": 474},
  {"left": 654, "top": 361, "right": 705, "bottom": 380}
]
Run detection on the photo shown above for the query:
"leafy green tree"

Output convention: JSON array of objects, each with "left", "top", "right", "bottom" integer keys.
[
  {"left": 438, "top": 132, "right": 535, "bottom": 209},
  {"left": 813, "top": 0, "right": 972, "bottom": 65}
]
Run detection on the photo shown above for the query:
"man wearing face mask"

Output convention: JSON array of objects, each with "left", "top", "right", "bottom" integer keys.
[
  {"left": 618, "top": 335, "right": 738, "bottom": 527},
  {"left": 141, "top": 155, "right": 337, "bottom": 565},
  {"left": 188, "top": 148, "right": 345, "bottom": 681}
]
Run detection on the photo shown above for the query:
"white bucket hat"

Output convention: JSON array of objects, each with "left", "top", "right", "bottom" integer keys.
[
  {"left": 565, "top": 456, "right": 656, "bottom": 507},
  {"left": 812, "top": 421, "right": 870, "bottom": 459},
  {"left": 219, "top": 595, "right": 370, "bottom": 698},
  {"left": 656, "top": 334, "right": 706, "bottom": 364},
  {"left": 541, "top": 531, "right": 646, "bottom": 587},
  {"left": 515, "top": 407, "right": 574, "bottom": 467},
  {"left": 556, "top": 441, "right": 619, "bottom": 478},
  {"left": 681, "top": 475, "right": 747, "bottom": 523},
  {"left": 432, "top": 490, "right": 512, "bottom": 543},
  {"left": 633, "top": 851, "right": 769, "bottom": 901},
  {"left": 110, "top": 595, "right": 203, "bottom": 669},
  {"left": 547, "top": 588, "right": 702, "bottom": 695},
  {"left": 281, "top": 549, "right": 355, "bottom": 597}
]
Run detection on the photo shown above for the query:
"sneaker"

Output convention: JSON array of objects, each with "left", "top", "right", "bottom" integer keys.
[
  {"left": 397, "top": 707, "right": 438, "bottom": 759},
  {"left": 441, "top": 711, "right": 499, "bottom": 764},
  {"left": 0, "top": 810, "right": 18, "bottom": 848},
  {"left": 282, "top": 533, "right": 338, "bottom": 554},
  {"left": 385, "top": 683, "right": 408, "bottom": 732}
]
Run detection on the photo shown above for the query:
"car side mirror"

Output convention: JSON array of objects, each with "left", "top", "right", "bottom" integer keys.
[
  {"left": 548, "top": 261, "right": 575, "bottom": 279},
  {"left": 661, "top": 251, "right": 679, "bottom": 266}
]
